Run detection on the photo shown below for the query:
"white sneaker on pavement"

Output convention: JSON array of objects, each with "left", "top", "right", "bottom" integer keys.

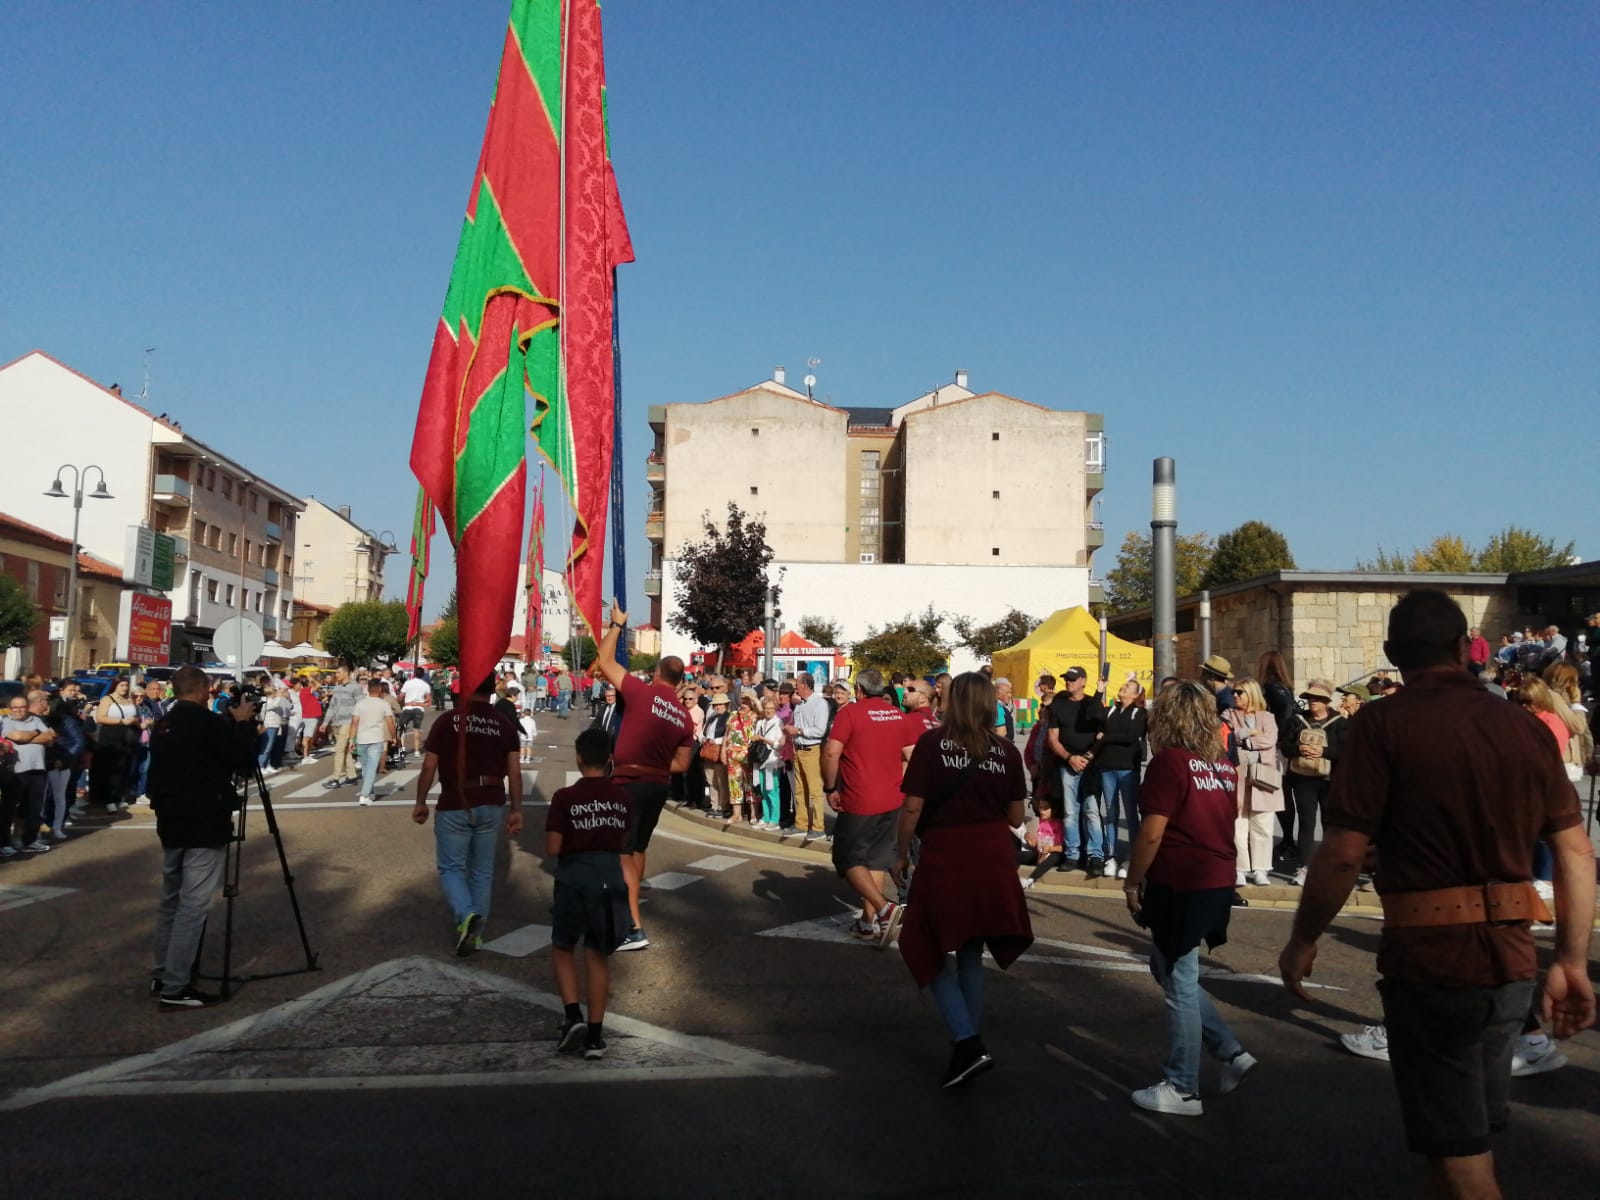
[
  {"left": 1340, "top": 1024, "right": 1390, "bottom": 1062},
  {"left": 1291, "top": 867, "right": 1308, "bottom": 887},
  {"left": 1105, "top": 858, "right": 1118, "bottom": 878},
  {"left": 1130, "top": 1080, "right": 1203, "bottom": 1117},
  {"left": 1511, "top": 1035, "right": 1567, "bottom": 1077},
  {"left": 358, "top": 795, "right": 374, "bottom": 807},
  {"left": 1219, "top": 1050, "right": 1257, "bottom": 1094},
  {"left": 1248, "top": 870, "right": 1272, "bottom": 887},
  {"left": 1235, "top": 870, "right": 1248, "bottom": 887}
]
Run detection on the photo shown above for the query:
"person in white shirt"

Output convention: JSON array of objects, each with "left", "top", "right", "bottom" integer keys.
[
  {"left": 349, "top": 681, "right": 397, "bottom": 806},
  {"left": 399, "top": 672, "right": 433, "bottom": 759}
]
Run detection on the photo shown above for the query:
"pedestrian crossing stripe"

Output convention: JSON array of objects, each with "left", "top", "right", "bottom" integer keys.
[
  {"left": 686, "top": 855, "right": 747, "bottom": 872},
  {"left": 0, "top": 885, "right": 76, "bottom": 913},
  {"left": 0, "top": 956, "right": 827, "bottom": 1111},
  {"left": 480, "top": 923, "right": 553, "bottom": 957},
  {"left": 642, "top": 872, "right": 701, "bottom": 891}
]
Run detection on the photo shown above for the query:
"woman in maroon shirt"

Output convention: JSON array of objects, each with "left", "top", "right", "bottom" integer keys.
[
  {"left": 1121, "top": 680, "right": 1256, "bottom": 1117},
  {"left": 892, "top": 673, "right": 1032, "bottom": 1089}
]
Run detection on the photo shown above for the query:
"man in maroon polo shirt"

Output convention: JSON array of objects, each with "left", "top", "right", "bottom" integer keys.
[
  {"left": 823, "top": 668, "right": 919, "bottom": 946},
  {"left": 1280, "top": 590, "right": 1593, "bottom": 1199},
  {"left": 596, "top": 600, "right": 695, "bottom": 952}
]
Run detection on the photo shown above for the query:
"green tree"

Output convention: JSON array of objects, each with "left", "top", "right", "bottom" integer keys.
[
  {"left": 1354, "top": 546, "right": 1415, "bottom": 572},
  {"left": 322, "top": 599, "right": 411, "bottom": 668},
  {"left": 951, "top": 608, "right": 1041, "bottom": 659},
  {"left": 566, "top": 633, "right": 599, "bottom": 672},
  {"left": 1475, "top": 526, "right": 1575, "bottom": 574},
  {"left": 1356, "top": 536, "right": 1477, "bottom": 573},
  {"left": 668, "top": 503, "right": 780, "bottom": 671},
  {"left": 0, "top": 574, "right": 41, "bottom": 649},
  {"left": 1104, "top": 530, "right": 1215, "bottom": 614},
  {"left": 851, "top": 606, "right": 951, "bottom": 678},
  {"left": 797, "top": 615, "right": 842, "bottom": 646},
  {"left": 1201, "top": 520, "right": 1296, "bottom": 589},
  {"left": 630, "top": 649, "right": 661, "bottom": 675},
  {"left": 425, "top": 618, "right": 459, "bottom": 667}
]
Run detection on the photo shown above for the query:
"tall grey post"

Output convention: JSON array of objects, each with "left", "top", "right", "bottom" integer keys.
[
  {"left": 1151, "top": 458, "right": 1177, "bottom": 684},
  {"left": 762, "top": 586, "right": 776, "bottom": 681},
  {"left": 1199, "top": 589, "right": 1212, "bottom": 664}
]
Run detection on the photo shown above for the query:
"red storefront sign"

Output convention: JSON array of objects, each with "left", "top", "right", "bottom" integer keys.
[{"left": 122, "top": 593, "right": 173, "bottom": 666}]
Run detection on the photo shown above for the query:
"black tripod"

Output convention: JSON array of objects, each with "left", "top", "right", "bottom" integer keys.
[{"left": 201, "top": 762, "right": 320, "bottom": 998}]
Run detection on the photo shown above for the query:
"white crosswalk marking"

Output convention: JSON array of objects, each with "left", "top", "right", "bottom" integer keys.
[
  {"left": 480, "top": 924, "right": 554, "bottom": 957},
  {"left": 643, "top": 872, "right": 702, "bottom": 891},
  {"left": 687, "top": 855, "right": 747, "bottom": 872}
]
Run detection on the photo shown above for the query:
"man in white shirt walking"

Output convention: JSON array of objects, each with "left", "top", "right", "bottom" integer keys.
[{"left": 399, "top": 671, "right": 432, "bottom": 760}]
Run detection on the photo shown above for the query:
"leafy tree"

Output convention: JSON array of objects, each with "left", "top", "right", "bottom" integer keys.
[
  {"left": 669, "top": 503, "right": 780, "bottom": 671},
  {"left": 322, "top": 599, "right": 411, "bottom": 668},
  {"left": 851, "top": 606, "right": 951, "bottom": 678},
  {"left": 1200, "top": 521, "right": 1296, "bottom": 589},
  {"left": 1412, "top": 535, "right": 1477, "bottom": 573},
  {"left": 1354, "top": 546, "right": 1415, "bottom": 572},
  {"left": 952, "top": 608, "right": 1041, "bottom": 659},
  {"left": 797, "top": 615, "right": 842, "bottom": 646},
  {"left": 566, "top": 634, "right": 599, "bottom": 672},
  {"left": 630, "top": 650, "right": 661, "bottom": 675},
  {"left": 1475, "top": 526, "right": 1575, "bottom": 574},
  {"left": 1104, "top": 531, "right": 1215, "bottom": 614},
  {"left": 425, "top": 618, "right": 459, "bottom": 667},
  {"left": 0, "top": 574, "right": 41, "bottom": 649}
]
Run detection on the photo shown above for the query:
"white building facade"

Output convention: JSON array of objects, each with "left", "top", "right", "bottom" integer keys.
[{"left": 293, "top": 498, "right": 395, "bottom": 609}]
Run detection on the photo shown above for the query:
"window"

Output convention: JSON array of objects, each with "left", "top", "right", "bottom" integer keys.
[
  {"left": 225, "top": 584, "right": 235, "bottom": 606},
  {"left": 859, "top": 553, "right": 877, "bottom": 564},
  {"left": 751, "top": 427, "right": 759, "bottom": 436},
  {"left": 992, "top": 547, "right": 1000, "bottom": 556},
  {"left": 992, "top": 490, "right": 1000, "bottom": 499},
  {"left": 209, "top": 526, "right": 222, "bottom": 550},
  {"left": 749, "top": 486, "right": 758, "bottom": 496},
  {"left": 255, "top": 592, "right": 264, "bottom": 613},
  {"left": 244, "top": 539, "right": 254, "bottom": 564},
  {"left": 26, "top": 561, "right": 40, "bottom": 601},
  {"left": 206, "top": 578, "right": 219, "bottom": 603},
  {"left": 857, "top": 449, "right": 882, "bottom": 561},
  {"left": 222, "top": 477, "right": 232, "bottom": 500},
  {"left": 1086, "top": 432, "right": 1106, "bottom": 471},
  {"left": 228, "top": 533, "right": 238, "bottom": 557},
  {"left": 206, "top": 468, "right": 216, "bottom": 490},
  {"left": 250, "top": 493, "right": 259, "bottom": 513},
  {"left": 991, "top": 432, "right": 999, "bottom": 441}
]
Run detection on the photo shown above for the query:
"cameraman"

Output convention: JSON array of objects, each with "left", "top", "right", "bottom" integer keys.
[{"left": 147, "top": 665, "right": 260, "bottom": 1009}]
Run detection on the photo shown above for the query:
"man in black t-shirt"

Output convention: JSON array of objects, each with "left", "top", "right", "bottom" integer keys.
[{"left": 1044, "top": 666, "right": 1106, "bottom": 875}]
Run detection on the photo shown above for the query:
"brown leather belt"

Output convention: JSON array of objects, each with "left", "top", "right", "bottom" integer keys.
[{"left": 1381, "top": 882, "right": 1552, "bottom": 929}]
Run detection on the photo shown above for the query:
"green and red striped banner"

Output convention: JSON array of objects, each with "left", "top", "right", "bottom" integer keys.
[{"left": 409, "top": 0, "right": 630, "bottom": 694}]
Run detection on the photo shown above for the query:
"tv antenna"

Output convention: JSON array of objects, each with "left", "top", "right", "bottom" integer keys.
[
  {"left": 138, "top": 347, "right": 157, "bottom": 403},
  {"left": 804, "top": 356, "right": 821, "bottom": 402}
]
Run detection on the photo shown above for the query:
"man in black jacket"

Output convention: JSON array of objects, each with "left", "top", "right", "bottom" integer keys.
[{"left": 147, "top": 666, "right": 259, "bottom": 1009}]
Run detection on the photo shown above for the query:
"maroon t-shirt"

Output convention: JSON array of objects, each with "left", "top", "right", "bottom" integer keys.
[
  {"left": 1139, "top": 747, "right": 1238, "bottom": 890},
  {"left": 423, "top": 702, "right": 521, "bottom": 810},
  {"left": 902, "top": 709, "right": 939, "bottom": 742},
  {"left": 611, "top": 675, "right": 694, "bottom": 782},
  {"left": 545, "top": 776, "right": 631, "bottom": 855},
  {"left": 903, "top": 729, "right": 1026, "bottom": 832},
  {"left": 830, "top": 696, "right": 918, "bottom": 815}
]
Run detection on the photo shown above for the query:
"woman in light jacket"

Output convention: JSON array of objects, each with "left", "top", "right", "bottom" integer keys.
[{"left": 1224, "top": 678, "right": 1278, "bottom": 887}]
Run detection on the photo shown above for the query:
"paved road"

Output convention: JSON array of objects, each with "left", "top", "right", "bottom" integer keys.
[{"left": 2, "top": 728, "right": 1597, "bottom": 1199}]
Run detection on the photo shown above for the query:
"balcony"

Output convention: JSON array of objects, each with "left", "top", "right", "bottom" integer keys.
[
  {"left": 645, "top": 453, "right": 665, "bottom": 485},
  {"left": 168, "top": 534, "right": 190, "bottom": 561},
  {"left": 1086, "top": 522, "right": 1106, "bottom": 550},
  {"left": 152, "top": 474, "right": 192, "bottom": 505},
  {"left": 266, "top": 520, "right": 283, "bottom": 541},
  {"left": 263, "top": 568, "right": 279, "bottom": 587},
  {"left": 643, "top": 569, "right": 662, "bottom": 597},
  {"left": 263, "top": 616, "right": 278, "bottom": 638},
  {"left": 647, "top": 404, "right": 667, "bottom": 432},
  {"left": 645, "top": 511, "right": 664, "bottom": 541}
]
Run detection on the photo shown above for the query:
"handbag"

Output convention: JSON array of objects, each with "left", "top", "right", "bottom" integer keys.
[
  {"left": 1248, "top": 761, "right": 1282, "bottom": 793},
  {"left": 746, "top": 740, "right": 771, "bottom": 770},
  {"left": 698, "top": 740, "right": 722, "bottom": 764}
]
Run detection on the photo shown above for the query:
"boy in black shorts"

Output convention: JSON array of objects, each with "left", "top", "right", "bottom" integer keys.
[{"left": 546, "top": 727, "right": 632, "bottom": 1060}]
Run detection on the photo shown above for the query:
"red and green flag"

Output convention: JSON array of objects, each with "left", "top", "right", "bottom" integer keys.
[
  {"left": 404, "top": 486, "right": 435, "bottom": 644},
  {"left": 409, "top": 0, "right": 630, "bottom": 695},
  {"left": 524, "top": 472, "right": 545, "bottom": 659}
]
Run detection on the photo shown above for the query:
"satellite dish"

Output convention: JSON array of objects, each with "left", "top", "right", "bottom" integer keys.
[
  {"left": 804, "top": 374, "right": 816, "bottom": 390},
  {"left": 214, "top": 616, "right": 265, "bottom": 674}
]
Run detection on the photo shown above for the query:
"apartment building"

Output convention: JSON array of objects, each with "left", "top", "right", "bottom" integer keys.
[
  {"left": 647, "top": 368, "right": 1106, "bottom": 669},
  {"left": 0, "top": 350, "right": 302, "bottom": 663},
  {"left": 293, "top": 498, "right": 395, "bottom": 609}
]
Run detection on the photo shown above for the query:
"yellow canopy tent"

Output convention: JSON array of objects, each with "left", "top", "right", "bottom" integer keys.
[{"left": 990, "top": 606, "right": 1154, "bottom": 701}]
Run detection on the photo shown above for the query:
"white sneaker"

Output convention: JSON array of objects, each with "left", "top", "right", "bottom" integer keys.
[
  {"left": 68, "top": 804, "right": 88, "bottom": 819},
  {"left": 358, "top": 795, "right": 374, "bottom": 807},
  {"left": 1115, "top": 862, "right": 1129, "bottom": 879},
  {"left": 1248, "top": 870, "right": 1272, "bottom": 887},
  {"left": 1511, "top": 1035, "right": 1567, "bottom": 1077},
  {"left": 23, "top": 841, "right": 51, "bottom": 853},
  {"left": 1291, "top": 867, "right": 1308, "bottom": 887},
  {"left": 1236, "top": 870, "right": 1248, "bottom": 887},
  {"left": 1130, "top": 1079, "right": 1203, "bottom": 1117},
  {"left": 1020, "top": 877, "right": 1036, "bottom": 890},
  {"left": 136, "top": 794, "right": 151, "bottom": 806},
  {"left": 1105, "top": 858, "right": 1118, "bottom": 878},
  {"left": 1340, "top": 1024, "right": 1390, "bottom": 1062},
  {"left": 1219, "top": 1050, "right": 1256, "bottom": 1094}
]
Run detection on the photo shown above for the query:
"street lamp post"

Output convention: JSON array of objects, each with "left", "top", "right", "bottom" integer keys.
[
  {"left": 44, "top": 465, "right": 113, "bottom": 676},
  {"left": 1151, "top": 458, "right": 1177, "bottom": 685}
]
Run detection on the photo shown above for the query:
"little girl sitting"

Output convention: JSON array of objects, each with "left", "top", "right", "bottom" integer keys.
[{"left": 1017, "top": 794, "right": 1065, "bottom": 889}]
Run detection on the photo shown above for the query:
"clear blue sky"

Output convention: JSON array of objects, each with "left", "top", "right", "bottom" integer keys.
[{"left": 4, "top": 2, "right": 1595, "bottom": 619}]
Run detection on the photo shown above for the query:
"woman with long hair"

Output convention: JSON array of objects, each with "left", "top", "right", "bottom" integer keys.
[
  {"left": 1096, "top": 677, "right": 1147, "bottom": 877},
  {"left": 93, "top": 675, "right": 141, "bottom": 812},
  {"left": 1225, "top": 678, "right": 1279, "bottom": 887},
  {"left": 892, "top": 672, "right": 1033, "bottom": 1089},
  {"left": 1121, "top": 680, "right": 1255, "bottom": 1117}
]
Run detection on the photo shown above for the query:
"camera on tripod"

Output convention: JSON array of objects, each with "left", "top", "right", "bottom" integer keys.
[{"left": 229, "top": 682, "right": 264, "bottom": 714}]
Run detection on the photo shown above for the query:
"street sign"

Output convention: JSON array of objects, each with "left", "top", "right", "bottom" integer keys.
[
  {"left": 123, "top": 526, "right": 177, "bottom": 591},
  {"left": 214, "top": 615, "right": 265, "bottom": 671},
  {"left": 48, "top": 615, "right": 67, "bottom": 641},
  {"left": 117, "top": 593, "right": 172, "bottom": 666}
]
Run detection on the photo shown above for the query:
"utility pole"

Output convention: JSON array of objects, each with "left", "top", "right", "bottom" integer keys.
[{"left": 1151, "top": 458, "right": 1177, "bottom": 685}]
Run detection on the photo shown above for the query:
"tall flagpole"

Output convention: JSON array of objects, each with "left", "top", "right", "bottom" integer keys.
[{"left": 609, "top": 268, "right": 629, "bottom": 666}]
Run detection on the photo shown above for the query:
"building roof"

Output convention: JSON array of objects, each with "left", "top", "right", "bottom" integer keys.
[
  {"left": 293, "top": 599, "right": 336, "bottom": 616},
  {"left": 845, "top": 406, "right": 895, "bottom": 429},
  {"left": 679, "top": 378, "right": 846, "bottom": 415},
  {"left": 0, "top": 513, "right": 129, "bottom": 584},
  {"left": 0, "top": 350, "right": 181, "bottom": 432}
]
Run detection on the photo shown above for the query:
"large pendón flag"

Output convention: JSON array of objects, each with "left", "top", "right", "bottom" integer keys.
[
  {"left": 404, "top": 486, "right": 435, "bottom": 643},
  {"left": 524, "top": 474, "right": 545, "bottom": 660},
  {"left": 409, "top": 0, "right": 631, "bottom": 694}
]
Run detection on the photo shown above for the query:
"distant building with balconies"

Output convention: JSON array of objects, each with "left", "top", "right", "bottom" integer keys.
[
  {"left": 292, "top": 499, "right": 395, "bottom": 610},
  {"left": 0, "top": 350, "right": 302, "bottom": 665},
  {"left": 647, "top": 368, "right": 1105, "bottom": 670}
]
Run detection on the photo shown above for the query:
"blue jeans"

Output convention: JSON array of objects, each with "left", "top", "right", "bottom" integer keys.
[
  {"left": 927, "top": 938, "right": 986, "bottom": 1041},
  {"left": 1057, "top": 766, "right": 1102, "bottom": 862},
  {"left": 1099, "top": 768, "right": 1140, "bottom": 861},
  {"left": 1149, "top": 943, "right": 1244, "bottom": 1095},
  {"left": 434, "top": 804, "right": 506, "bottom": 924},
  {"left": 257, "top": 729, "right": 276, "bottom": 770},
  {"left": 556, "top": 693, "right": 570, "bottom": 716},
  {"left": 355, "top": 741, "right": 383, "bottom": 797}
]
